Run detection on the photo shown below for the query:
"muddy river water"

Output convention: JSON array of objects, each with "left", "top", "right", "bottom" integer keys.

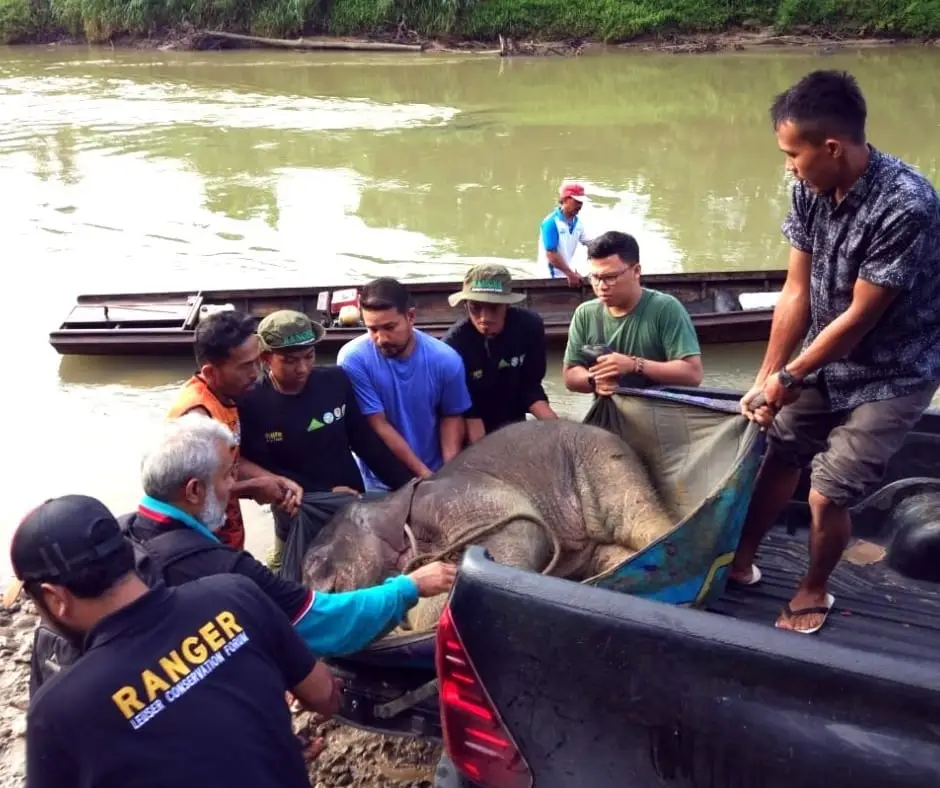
[{"left": 2, "top": 43, "right": 940, "bottom": 577}]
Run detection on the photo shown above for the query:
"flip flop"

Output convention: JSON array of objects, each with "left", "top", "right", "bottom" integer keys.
[
  {"left": 729, "top": 563, "right": 762, "bottom": 586},
  {"left": 775, "top": 593, "right": 836, "bottom": 635}
]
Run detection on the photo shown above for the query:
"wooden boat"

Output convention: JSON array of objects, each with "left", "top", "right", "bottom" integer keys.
[{"left": 48, "top": 269, "right": 786, "bottom": 357}]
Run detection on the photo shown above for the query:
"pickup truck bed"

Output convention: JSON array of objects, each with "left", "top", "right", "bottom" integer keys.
[
  {"left": 714, "top": 523, "right": 940, "bottom": 662},
  {"left": 438, "top": 542, "right": 940, "bottom": 788}
]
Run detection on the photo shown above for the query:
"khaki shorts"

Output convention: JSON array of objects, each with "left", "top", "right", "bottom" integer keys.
[{"left": 768, "top": 383, "right": 938, "bottom": 507}]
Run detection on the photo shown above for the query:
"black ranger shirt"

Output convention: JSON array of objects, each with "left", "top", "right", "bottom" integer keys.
[
  {"left": 238, "top": 366, "right": 413, "bottom": 494},
  {"left": 441, "top": 306, "right": 550, "bottom": 434},
  {"left": 25, "top": 574, "right": 316, "bottom": 788}
]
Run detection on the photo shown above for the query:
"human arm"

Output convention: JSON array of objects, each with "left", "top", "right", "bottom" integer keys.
[
  {"left": 367, "top": 414, "right": 434, "bottom": 479},
  {"left": 233, "top": 551, "right": 415, "bottom": 656},
  {"left": 234, "top": 456, "right": 302, "bottom": 516},
  {"left": 233, "top": 552, "right": 455, "bottom": 656},
  {"left": 465, "top": 417, "right": 486, "bottom": 443},
  {"left": 541, "top": 215, "right": 581, "bottom": 286},
  {"left": 342, "top": 374, "right": 414, "bottom": 490},
  {"left": 588, "top": 354, "right": 703, "bottom": 388},
  {"left": 438, "top": 349, "right": 474, "bottom": 463},
  {"left": 739, "top": 186, "right": 816, "bottom": 421},
  {"left": 588, "top": 296, "right": 704, "bottom": 388},
  {"left": 440, "top": 416, "right": 466, "bottom": 463}
]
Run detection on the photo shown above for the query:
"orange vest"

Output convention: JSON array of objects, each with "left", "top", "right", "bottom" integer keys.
[{"left": 167, "top": 375, "right": 245, "bottom": 550}]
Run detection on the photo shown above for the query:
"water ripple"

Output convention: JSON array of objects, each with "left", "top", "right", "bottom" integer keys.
[{"left": 0, "top": 75, "right": 459, "bottom": 150}]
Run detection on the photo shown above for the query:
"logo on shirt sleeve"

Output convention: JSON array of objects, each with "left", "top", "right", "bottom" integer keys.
[{"left": 110, "top": 610, "right": 250, "bottom": 730}]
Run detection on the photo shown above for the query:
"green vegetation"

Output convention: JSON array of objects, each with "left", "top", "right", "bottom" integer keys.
[{"left": 3, "top": 0, "right": 940, "bottom": 45}]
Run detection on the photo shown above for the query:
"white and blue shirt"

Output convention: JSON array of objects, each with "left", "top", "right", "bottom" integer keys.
[{"left": 538, "top": 206, "right": 589, "bottom": 277}]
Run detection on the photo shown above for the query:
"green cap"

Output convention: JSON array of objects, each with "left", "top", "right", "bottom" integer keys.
[
  {"left": 448, "top": 264, "right": 526, "bottom": 307},
  {"left": 257, "top": 310, "right": 325, "bottom": 351}
]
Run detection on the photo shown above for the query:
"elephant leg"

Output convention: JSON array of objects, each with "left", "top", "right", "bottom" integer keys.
[
  {"left": 478, "top": 515, "right": 555, "bottom": 574},
  {"left": 591, "top": 543, "right": 636, "bottom": 576}
]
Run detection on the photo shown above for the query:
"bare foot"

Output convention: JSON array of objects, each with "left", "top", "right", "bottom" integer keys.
[
  {"left": 775, "top": 588, "right": 835, "bottom": 634},
  {"left": 728, "top": 563, "right": 758, "bottom": 584}
]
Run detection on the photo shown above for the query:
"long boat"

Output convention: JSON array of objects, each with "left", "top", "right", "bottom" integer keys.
[{"left": 48, "top": 269, "right": 786, "bottom": 357}]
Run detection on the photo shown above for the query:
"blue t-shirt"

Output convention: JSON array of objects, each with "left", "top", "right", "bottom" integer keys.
[{"left": 337, "top": 329, "right": 473, "bottom": 490}]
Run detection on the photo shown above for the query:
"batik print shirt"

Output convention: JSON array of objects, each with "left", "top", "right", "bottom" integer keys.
[{"left": 781, "top": 146, "right": 940, "bottom": 409}]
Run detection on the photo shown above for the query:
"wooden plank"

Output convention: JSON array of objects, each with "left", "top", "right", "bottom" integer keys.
[{"left": 61, "top": 302, "right": 194, "bottom": 328}]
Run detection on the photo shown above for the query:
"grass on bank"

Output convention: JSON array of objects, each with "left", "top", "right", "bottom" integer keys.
[{"left": 2, "top": 0, "right": 940, "bottom": 47}]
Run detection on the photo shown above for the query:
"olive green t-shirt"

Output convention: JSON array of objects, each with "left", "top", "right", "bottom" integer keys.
[{"left": 563, "top": 289, "right": 701, "bottom": 387}]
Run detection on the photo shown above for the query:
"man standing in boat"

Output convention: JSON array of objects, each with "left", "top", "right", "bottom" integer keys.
[
  {"left": 338, "top": 277, "right": 474, "bottom": 489},
  {"left": 237, "top": 309, "right": 415, "bottom": 570},
  {"left": 562, "top": 230, "right": 704, "bottom": 396},
  {"left": 442, "top": 264, "right": 557, "bottom": 442},
  {"left": 735, "top": 70, "right": 940, "bottom": 635},
  {"left": 538, "top": 182, "right": 593, "bottom": 286},
  {"left": 167, "top": 309, "right": 302, "bottom": 550}
]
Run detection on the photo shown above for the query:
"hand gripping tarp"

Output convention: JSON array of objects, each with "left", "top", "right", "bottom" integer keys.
[{"left": 582, "top": 387, "right": 766, "bottom": 607}]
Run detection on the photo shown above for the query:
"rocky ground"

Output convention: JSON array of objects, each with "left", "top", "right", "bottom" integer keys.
[{"left": 0, "top": 600, "right": 440, "bottom": 788}]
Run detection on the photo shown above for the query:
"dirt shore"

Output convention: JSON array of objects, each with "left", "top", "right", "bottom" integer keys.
[
  {"left": 40, "top": 25, "right": 940, "bottom": 56},
  {"left": 0, "top": 600, "right": 440, "bottom": 788}
]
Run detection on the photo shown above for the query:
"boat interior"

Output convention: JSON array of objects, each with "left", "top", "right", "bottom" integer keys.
[{"left": 54, "top": 271, "right": 786, "bottom": 335}]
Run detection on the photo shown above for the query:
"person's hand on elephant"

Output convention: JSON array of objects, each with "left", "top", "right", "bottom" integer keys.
[
  {"left": 589, "top": 352, "right": 635, "bottom": 382},
  {"left": 407, "top": 561, "right": 458, "bottom": 597},
  {"left": 331, "top": 485, "right": 361, "bottom": 497}
]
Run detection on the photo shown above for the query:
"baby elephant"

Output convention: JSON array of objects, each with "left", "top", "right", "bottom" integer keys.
[{"left": 302, "top": 419, "right": 675, "bottom": 636}]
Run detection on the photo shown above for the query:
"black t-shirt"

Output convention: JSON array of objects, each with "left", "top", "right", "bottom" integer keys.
[
  {"left": 124, "top": 509, "right": 312, "bottom": 624},
  {"left": 441, "top": 306, "right": 550, "bottom": 433},
  {"left": 26, "top": 575, "right": 316, "bottom": 788},
  {"left": 238, "top": 366, "right": 413, "bottom": 493}
]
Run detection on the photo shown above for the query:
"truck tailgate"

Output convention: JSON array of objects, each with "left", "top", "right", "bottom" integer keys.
[{"left": 441, "top": 547, "right": 940, "bottom": 788}]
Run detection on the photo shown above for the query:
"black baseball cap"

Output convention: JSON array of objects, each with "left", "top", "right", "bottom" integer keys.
[{"left": 3, "top": 495, "right": 127, "bottom": 607}]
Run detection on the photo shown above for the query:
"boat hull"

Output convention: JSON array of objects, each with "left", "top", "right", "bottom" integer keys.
[{"left": 48, "top": 270, "right": 785, "bottom": 357}]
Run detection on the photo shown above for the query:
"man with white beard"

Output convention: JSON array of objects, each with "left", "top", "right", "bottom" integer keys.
[{"left": 23, "top": 413, "right": 456, "bottom": 694}]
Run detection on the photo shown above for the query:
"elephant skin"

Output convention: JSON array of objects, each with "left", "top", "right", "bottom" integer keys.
[{"left": 302, "top": 419, "right": 675, "bottom": 635}]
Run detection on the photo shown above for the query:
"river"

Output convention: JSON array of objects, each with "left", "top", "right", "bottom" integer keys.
[{"left": 2, "top": 43, "right": 940, "bottom": 577}]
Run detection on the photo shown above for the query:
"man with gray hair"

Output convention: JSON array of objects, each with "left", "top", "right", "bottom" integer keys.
[
  {"left": 27, "top": 413, "right": 456, "bottom": 694},
  {"left": 129, "top": 413, "right": 456, "bottom": 655}
]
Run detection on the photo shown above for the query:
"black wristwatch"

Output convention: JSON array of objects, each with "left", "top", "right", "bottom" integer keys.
[{"left": 777, "top": 368, "right": 802, "bottom": 390}]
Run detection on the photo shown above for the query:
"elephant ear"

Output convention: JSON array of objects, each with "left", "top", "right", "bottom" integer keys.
[{"left": 357, "top": 479, "right": 419, "bottom": 554}]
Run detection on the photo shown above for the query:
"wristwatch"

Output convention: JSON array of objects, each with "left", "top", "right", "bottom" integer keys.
[{"left": 777, "top": 367, "right": 802, "bottom": 390}]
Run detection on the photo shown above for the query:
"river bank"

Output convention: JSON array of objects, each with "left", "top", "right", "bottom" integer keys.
[
  {"left": 0, "top": 598, "right": 440, "bottom": 788},
  {"left": 4, "top": 0, "right": 940, "bottom": 49}
]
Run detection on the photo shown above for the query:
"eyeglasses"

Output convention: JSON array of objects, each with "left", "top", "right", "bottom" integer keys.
[{"left": 588, "top": 268, "right": 630, "bottom": 287}]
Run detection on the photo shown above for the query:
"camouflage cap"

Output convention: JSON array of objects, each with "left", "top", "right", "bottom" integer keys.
[
  {"left": 448, "top": 264, "right": 526, "bottom": 307},
  {"left": 257, "top": 309, "right": 325, "bottom": 351}
]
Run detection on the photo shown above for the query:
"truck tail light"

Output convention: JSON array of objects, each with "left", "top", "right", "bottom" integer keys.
[{"left": 437, "top": 606, "right": 533, "bottom": 788}]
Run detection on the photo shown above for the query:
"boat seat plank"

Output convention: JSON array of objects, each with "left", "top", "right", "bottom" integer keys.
[{"left": 62, "top": 303, "right": 193, "bottom": 328}]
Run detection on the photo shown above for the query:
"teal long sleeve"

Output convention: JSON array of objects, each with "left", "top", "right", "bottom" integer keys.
[{"left": 294, "top": 575, "right": 420, "bottom": 657}]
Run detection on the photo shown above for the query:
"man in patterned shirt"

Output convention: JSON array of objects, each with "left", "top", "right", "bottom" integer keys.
[{"left": 732, "top": 70, "right": 940, "bottom": 634}]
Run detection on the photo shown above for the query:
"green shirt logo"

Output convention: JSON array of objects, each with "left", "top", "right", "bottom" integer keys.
[{"left": 307, "top": 417, "right": 324, "bottom": 431}]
